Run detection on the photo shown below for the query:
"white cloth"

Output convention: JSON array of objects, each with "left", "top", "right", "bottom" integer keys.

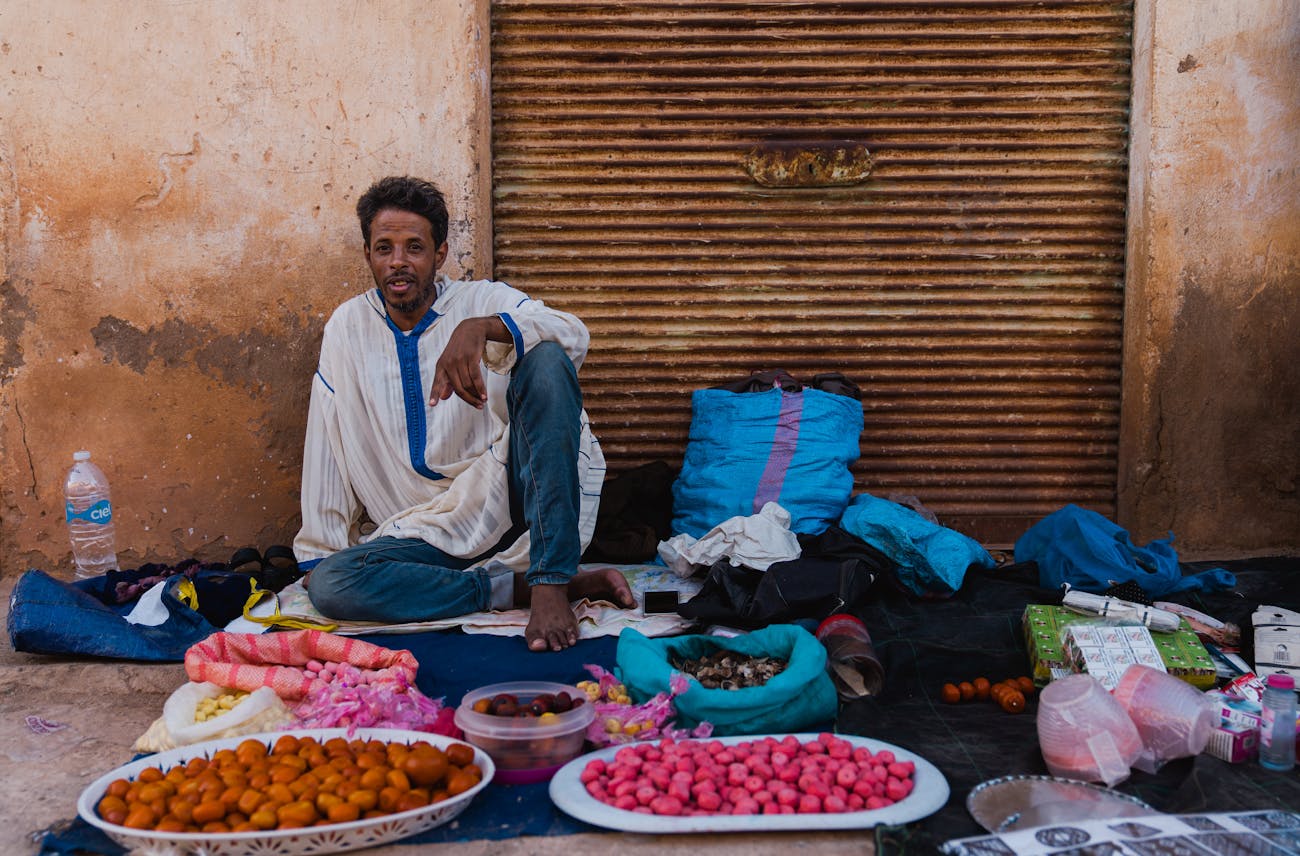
[
  {"left": 293, "top": 275, "right": 605, "bottom": 570},
  {"left": 271, "top": 564, "right": 701, "bottom": 639},
  {"left": 123, "top": 580, "right": 174, "bottom": 627},
  {"left": 657, "top": 502, "right": 802, "bottom": 578}
]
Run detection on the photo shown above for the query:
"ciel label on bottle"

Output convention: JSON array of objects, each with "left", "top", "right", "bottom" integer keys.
[{"left": 66, "top": 499, "right": 112, "bottom": 524}]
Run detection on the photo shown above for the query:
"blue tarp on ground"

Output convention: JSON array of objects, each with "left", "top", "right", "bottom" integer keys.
[{"left": 42, "top": 631, "right": 620, "bottom": 854}]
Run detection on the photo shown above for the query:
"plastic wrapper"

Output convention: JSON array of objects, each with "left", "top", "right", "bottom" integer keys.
[
  {"left": 1111, "top": 664, "right": 1215, "bottom": 773},
  {"left": 1036, "top": 674, "right": 1142, "bottom": 786},
  {"left": 1061, "top": 588, "right": 1181, "bottom": 633},
  {"left": 579, "top": 663, "right": 712, "bottom": 747},
  {"left": 134, "top": 681, "right": 292, "bottom": 753}
]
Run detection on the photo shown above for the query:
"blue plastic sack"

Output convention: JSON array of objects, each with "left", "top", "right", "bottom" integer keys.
[
  {"left": 671, "top": 387, "right": 863, "bottom": 538},
  {"left": 838, "top": 493, "right": 995, "bottom": 597},
  {"left": 1014, "top": 504, "right": 1236, "bottom": 597},
  {"left": 615, "top": 624, "right": 838, "bottom": 735}
]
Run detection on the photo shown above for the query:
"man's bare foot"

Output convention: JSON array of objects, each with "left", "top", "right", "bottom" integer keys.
[
  {"left": 526, "top": 584, "right": 577, "bottom": 652},
  {"left": 566, "top": 566, "right": 636, "bottom": 610},
  {"left": 519, "top": 568, "right": 636, "bottom": 652}
]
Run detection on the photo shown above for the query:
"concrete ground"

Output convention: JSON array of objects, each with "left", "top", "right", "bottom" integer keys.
[{"left": 0, "top": 576, "right": 874, "bottom": 856}]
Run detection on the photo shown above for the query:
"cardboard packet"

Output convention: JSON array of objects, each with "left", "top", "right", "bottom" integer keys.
[{"left": 1254, "top": 606, "right": 1300, "bottom": 683}]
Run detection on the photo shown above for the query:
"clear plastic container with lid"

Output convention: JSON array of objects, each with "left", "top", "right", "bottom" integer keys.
[
  {"left": 453, "top": 681, "right": 594, "bottom": 783},
  {"left": 64, "top": 449, "right": 119, "bottom": 578}
]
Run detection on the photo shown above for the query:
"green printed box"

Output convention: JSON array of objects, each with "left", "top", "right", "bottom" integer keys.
[{"left": 1022, "top": 604, "right": 1216, "bottom": 689}]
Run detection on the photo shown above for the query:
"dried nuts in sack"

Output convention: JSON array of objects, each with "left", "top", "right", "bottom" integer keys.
[{"left": 671, "top": 650, "right": 788, "bottom": 690}]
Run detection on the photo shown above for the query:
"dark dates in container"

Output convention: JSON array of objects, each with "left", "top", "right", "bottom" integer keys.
[{"left": 470, "top": 689, "right": 584, "bottom": 718}]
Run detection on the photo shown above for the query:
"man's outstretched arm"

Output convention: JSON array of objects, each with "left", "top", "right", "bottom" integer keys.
[{"left": 429, "top": 316, "right": 511, "bottom": 409}]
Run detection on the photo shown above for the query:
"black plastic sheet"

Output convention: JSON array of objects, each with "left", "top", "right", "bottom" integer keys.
[{"left": 837, "top": 557, "right": 1300, "bottom": 855}]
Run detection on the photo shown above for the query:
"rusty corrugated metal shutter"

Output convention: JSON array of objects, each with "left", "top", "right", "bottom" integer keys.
[{"left": 490, "top": 0, "right": 1131, "bottom": 545}]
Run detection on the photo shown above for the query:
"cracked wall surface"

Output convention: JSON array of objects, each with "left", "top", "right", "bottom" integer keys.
[
  {"left": 1120, "top": 0, "right": 1300, "bottom": 557},
  {"left": 0, "top": 1, "right": 491, "bottom": 577}
]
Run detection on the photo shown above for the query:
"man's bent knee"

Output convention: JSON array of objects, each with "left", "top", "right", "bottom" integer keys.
[
  {"left": 513, "top": 342, "right": 575, "bottom": 384},
  {"left": 304, "top": 551, "right": 369, "bottom": 619},
  {"left": 511, "top": 342, "right": 579, "bottom": 407}
]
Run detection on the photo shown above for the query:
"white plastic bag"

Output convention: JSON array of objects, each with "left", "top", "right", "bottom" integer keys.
[
  {"left": 1037, "top": 674, "right": 1142, "bottom": 786},
  {"left": 1112, "top": 664, "right": 1215, "bottom": 773},
  {"left": 134, "top": 681, "right": 291, "bottom": 753}
]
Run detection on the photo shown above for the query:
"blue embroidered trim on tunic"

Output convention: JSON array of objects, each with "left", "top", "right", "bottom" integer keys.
[
  {"left": 382, "top": 299, "right": 445, "bottom": 481},
  {"left": 498, "top": 312, "right": 525, "bottom": 359}
]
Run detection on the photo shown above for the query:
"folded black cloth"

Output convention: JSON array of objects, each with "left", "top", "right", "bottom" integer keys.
[
  {"left": 582, "top": 460, "right": 676, "bottom": 564},
  {"left": 677, "top": 525, "right": 895, "bottom": 628}
]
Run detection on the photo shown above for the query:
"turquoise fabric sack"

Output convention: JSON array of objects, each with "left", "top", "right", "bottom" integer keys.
[
  {"left": 615, "top": 624, "right": 838, "bottom": 735},
  {"left": 839, "top": 493, "right": 995, "bottom": 598}
]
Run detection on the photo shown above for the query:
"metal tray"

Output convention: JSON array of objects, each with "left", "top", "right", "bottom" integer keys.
[{"left": 966, "top": 774, "right": 1158, "bottom": 833}]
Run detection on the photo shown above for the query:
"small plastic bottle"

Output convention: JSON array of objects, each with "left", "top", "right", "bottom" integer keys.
[
  {"left": 815, "top": 614, "right": 885, "bottom": 700},
  {"left": 63, "top": 450, "right": 119, "bottom": 578},
  {"left": 1259, "top": 673, "right": 1297, "bottom": 772}
]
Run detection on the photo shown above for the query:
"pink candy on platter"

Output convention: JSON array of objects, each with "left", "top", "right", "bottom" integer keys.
[{"left": 580, "top": 734, "right": 916, "bottom": 816}]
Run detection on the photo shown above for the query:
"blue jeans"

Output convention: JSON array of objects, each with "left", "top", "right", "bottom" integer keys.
[{"left": 306, "top": 342, "right": 584, "bottom": 622}]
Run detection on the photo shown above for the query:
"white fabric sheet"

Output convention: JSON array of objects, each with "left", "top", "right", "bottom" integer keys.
[{"left": 657, "top": 502, "right": 801, "bottom": 577}]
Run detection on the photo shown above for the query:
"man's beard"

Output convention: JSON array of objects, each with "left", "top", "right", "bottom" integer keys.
[{"left": 384, "top": 275, "right": 436, "bottom": 315}]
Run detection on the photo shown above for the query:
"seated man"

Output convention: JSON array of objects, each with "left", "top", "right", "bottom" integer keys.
[{"left": 294, "top": 175, "right": 633, "bottom": 651}]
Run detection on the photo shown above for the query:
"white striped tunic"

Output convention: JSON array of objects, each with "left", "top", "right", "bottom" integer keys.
[{"left": 293, "top": 275, "right": 605, "bottom": 573}]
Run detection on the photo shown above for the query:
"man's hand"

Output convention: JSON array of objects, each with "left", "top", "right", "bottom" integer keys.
[{"left": 430, "top": 316, "right": 510, "bottom": 408}]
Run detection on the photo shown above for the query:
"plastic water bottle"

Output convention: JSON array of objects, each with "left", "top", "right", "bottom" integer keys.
[
  {"left": 64, "top": 450, "right": 119, "bottom": 577},
  {"left": 1259, "top": 673, "right": 1297, "bottom": 772}
]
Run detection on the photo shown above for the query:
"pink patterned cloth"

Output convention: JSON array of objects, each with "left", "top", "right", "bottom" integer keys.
[{"left": 184, "top": 630, "right": 419, "bottom": 700}]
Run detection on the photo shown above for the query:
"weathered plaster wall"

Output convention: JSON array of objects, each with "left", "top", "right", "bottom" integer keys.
[
  {"left": 0, "top": 1, "right": 492, "bottom": 577},
  {"left": 2, "top": 1, "right": 1295, "bottom": 581},
  {"left": 1121, "top": 0, "right": 1300, "bottom": 557}
]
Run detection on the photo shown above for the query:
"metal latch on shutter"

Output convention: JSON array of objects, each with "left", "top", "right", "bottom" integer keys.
[{"left": 743, "top": 139, "right": 873, "bottom": 188}]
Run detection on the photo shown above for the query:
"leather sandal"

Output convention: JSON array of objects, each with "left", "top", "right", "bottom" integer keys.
[
  {"left": 229, "top": 547, "right": 263, "bottom": 575},
  {"left": 260, "top": 545, "right": 302, "bottom": 592}
]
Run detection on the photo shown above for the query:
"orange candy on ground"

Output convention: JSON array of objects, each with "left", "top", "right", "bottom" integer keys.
[
  {"left": 940, "top": 676, "right": 1034, "bottom": 713},
  {"left": 989, "top": 681, "right": 1028, "bottom": 713}
]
